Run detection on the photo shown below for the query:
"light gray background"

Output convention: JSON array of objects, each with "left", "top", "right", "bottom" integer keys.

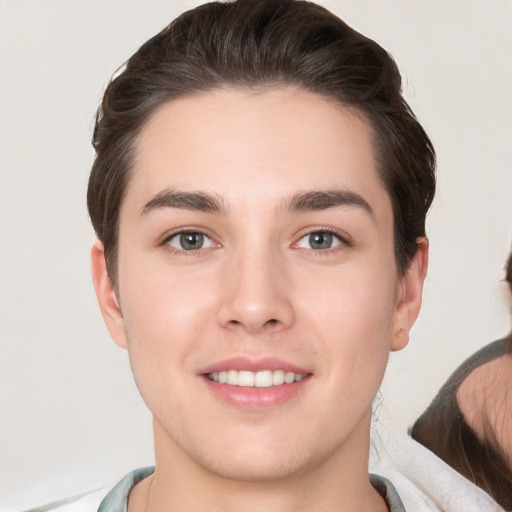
[{"left": 1, "top": 0, "right": 511, "bottom": 509}]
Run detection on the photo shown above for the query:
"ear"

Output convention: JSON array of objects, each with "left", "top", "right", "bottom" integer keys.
[
  {"left": 91, "top": 240, "right": 128, "bottom": 349},
  {"left": 390, "top": 237, "right": 429, "bottom": 352}
]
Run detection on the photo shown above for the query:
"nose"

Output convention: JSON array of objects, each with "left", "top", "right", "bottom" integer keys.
[{"left": 217, "top": 248, "right": 295, "bottom": 334}]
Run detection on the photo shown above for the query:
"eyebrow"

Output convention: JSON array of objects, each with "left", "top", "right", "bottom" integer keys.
[
  {"left": 140, "top": 188, "right": 374, "bottom": 218},
  {"left": 141, "top": 190, "right": 227, "bottom": 216},
  {"left": 283, "top": 190, "right": 374, "bottom": 217}
]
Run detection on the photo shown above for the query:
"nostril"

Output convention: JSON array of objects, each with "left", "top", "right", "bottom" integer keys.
[{"left": 265, "top": 319, "right": 278, "bottom": 326}]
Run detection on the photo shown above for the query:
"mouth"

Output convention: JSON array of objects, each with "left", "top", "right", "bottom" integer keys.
[
  {"left": 200, "top": 358, "right": 312, "bottom": 409},
  {"left": 206, "top": 369, "right": 307, "bottom": 387}
]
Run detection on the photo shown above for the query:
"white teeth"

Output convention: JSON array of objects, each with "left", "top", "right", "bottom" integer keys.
[
  {"left": 255, "top": 370, "right": 272, "bottom": 388},
  {"left": 237, "top": 370, "right": 255, "bottom": 387},
  {"left": 207, "top": 369, "right": 307, "bottom": 387},
  {"left": 284, "top": 372, "right": 295, "bottom": 384},
  {"left": 272, "top": 370, "right": 285, "bottom": 385},
  {"left": 227, "top": 370, "right": 238, "bottom": 385}
]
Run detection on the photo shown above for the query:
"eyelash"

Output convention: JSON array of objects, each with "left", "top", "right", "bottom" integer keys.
[
  {"left": 159, "top": 226, "right": 352, "bottom": 255},
  {"left": 294, "top": 227, "right": 352, "bottom": 253},
  {"left": 160, "top": 228, "right": 218, "bottom": 255}
]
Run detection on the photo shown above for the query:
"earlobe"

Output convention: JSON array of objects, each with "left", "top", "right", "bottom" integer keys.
[
  {"left": 91, "top": 240, "right": 128, "bottom": 349},
  {"left": 390, "top": 238, "right": 429, "bottom": 352}
]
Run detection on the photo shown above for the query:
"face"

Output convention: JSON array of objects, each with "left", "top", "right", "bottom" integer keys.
[{"left": 93, "top": 87, "right": 426, "bottom": 482}]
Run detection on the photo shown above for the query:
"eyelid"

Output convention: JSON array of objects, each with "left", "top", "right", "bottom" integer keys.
[
  {"left": 292, "top": 226, "right": 352, "bottom": 250},
  {"left": 160, "top": 227, "right": 220, "bottom": 253},
  {"left": 158, "top": 225, "right": 351, "bottom": 253}
]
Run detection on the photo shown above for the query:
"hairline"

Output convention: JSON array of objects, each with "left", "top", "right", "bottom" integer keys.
[{"left": 105, "top": 84, "right": 408, "bottom": 284}]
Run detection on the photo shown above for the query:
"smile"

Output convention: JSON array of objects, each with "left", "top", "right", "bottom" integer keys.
[{"left": 207, "top": 370, "right": 307, "bottom": 387}]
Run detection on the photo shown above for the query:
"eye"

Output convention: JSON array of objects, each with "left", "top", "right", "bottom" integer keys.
[
  {"left": 165, "top": 231, "right": 216, "bottom": 251},
  {"left": 296, "top": 231, "right": 343, "bottom": 250}
]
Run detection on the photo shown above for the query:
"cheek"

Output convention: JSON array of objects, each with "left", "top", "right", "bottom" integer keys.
[
  {"left": 299, "top": 262, "right": 397, "bottom": 375},
  {"left": 118, "top": 262, "right": 215, "bottom": 373},
  {"left": 303, "top": 260, "right": 396, "bottom": 329},
  {"left": 117, "top": 265, "right": 219, "bottom": 422}
]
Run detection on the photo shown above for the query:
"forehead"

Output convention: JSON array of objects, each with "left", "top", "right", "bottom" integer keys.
[{"left": 126, "top": 86, "right": 389, "bottom": 217}]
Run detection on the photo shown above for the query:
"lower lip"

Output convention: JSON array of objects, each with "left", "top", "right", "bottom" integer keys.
[{"left": 202, "top": 376, "right": 311, "bottom": 410}]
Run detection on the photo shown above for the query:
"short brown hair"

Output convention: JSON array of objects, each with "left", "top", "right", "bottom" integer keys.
[{"left": 87, "top": 0, "right": 436, "bottom": 283}]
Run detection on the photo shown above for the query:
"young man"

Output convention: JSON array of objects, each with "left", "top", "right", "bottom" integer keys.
[{"left": 87, "top": 1, "right": 435, "bottom": 510}]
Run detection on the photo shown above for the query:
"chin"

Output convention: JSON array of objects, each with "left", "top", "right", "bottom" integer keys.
[{"left": 198, "top": 445, "right": 318, "bottom": 483}]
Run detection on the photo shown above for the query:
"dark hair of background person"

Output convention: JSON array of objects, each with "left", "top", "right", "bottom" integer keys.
[
  {"left": 87, "top": 0, "right": 436, "bottom": 285},
  {"left": 411, "top": 251, "right": 512, "bottom": 510}
]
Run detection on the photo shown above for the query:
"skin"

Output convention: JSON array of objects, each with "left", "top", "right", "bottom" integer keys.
[{"left": 92, "top": 87, "right": 428, "bottom": 512}]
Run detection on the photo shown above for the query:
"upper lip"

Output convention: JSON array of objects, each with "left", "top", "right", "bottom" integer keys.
[{"left": 198, "top": 356, "right": 311, "bottom": 375}]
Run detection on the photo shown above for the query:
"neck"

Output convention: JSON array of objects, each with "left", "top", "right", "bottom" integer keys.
[{"left": 128, "top": 416, "right": 388, "bottom": 512}]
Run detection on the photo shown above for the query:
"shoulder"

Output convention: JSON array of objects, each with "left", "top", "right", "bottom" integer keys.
[
  {"left": 97, "top": 467, "right": 155, "bottom": 512},
  {"left": 18, "top": 488, "right": 110, "bottom": 512},
  {"left": 22, "top": 467, "right": 156, "bottom": 512},
  {"left": 370, "top": 474, "right": 406, "bottom": 512}
]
